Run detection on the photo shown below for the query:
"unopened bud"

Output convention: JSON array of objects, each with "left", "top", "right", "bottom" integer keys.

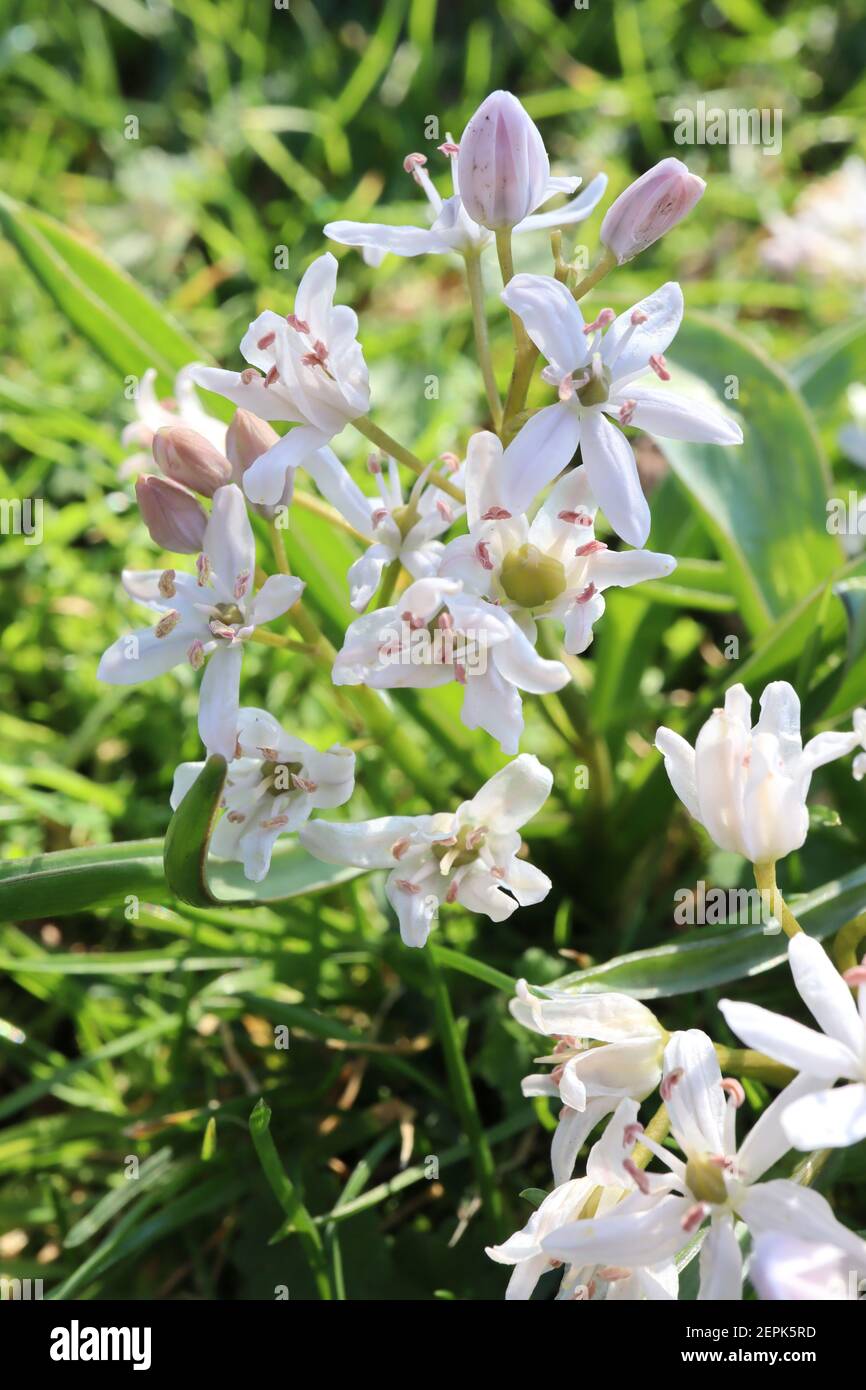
[
  {"left": 225, "top": 410, "right": 280, "bottom": 482},
  {"left": 135, "top": 474, "right": 207, "bottom": 554},
  {"left": 153, "top": 425, "right": 232, "bottom": 497},
  {"left": 600, "top": 157, "right": 706, "bottom": 264},
  {"left": 457, "top": 90, "right": 549, "bottom": 230}
]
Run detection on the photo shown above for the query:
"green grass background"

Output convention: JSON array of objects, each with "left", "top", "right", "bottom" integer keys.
[{"left": 1, "top": 0, "right": 865, "bottom": 1299}]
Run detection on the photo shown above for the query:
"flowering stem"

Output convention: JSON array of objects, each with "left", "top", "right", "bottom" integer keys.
[
  {"left": 753, "top": 861, "right": 802, "bottom": 938},
  {"left": 374, "top": 557, "right": 401, "bottom": 609},
  {"left": 571, "top": 246, "right": 616, "bottom": 302},
  {"left": 270, "top": 520, "right": 291, "bottom": 576},
  {"left": 833, "top": 912, "right": 866, "bottom": 975},
  {"left": 248, "top": 630, "right": 316, "bottom": 655},
  {"left": 631, "top": 1101, "right": 670, "bottom": 1171},
  {"left": 352, "top": 417, "right": 465, "bottom": 504},
  {"left": 293, "top": 489, "right": 368, "bottom": 543},
  {"left": 713, "top": 1045, "right": 795, "bottom": 1088},
  {"left": 424, "top": 948, "right": 505, "bottom": 1238},
  {"left": 463, "top": 249, "right": 502, "bottom": 429}
]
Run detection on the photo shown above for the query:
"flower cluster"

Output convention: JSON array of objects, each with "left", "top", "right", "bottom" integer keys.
[{"left": 101, "top": 90, "right": 866, "bottom": 1298}]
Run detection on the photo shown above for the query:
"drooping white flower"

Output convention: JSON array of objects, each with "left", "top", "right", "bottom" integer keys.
[
  {"left": 655, "top": 681, "right": 860, "bottom": 865},
  {"left": 120, "top": 365, "right": 228, "bottom": 479},
  {"left": 331, "top": 575, "right": 569, "bottom": 755},
  {"left": 98, "top": 484, "right": 303, "bottom": 760},
  {"left": 487, "top": 1101, "right": 679, "bottom": 1301},
  {"left": 192, "top": 254, "right": 370, "bottom": 506},
  {"left": 439, "top": 432, "right": 675, "bottom": 654},
  {"left": 541, "top": 1029, "right": 866, "bottom": 1299},
  {"left": 304, "top": 448, "right": 465, "bottom": 611},
  {"left": 497, "top": 276, "right": 742, "bottom": 545},
  {"left": 750, "top": 1232, "right": 866, "bottom": 1301},
  {"left": 171, "top": 707, "right": 355, "bottom": 882},
  {"left": 720, "top": 932, "right": 866, "bottom": 1150},
  {"left": 300, "top": 754, "right": 552, "bottom": 947},
  {"left": 510, "top": 979, "right": 667, "bottom": 1183},
  {"left": 324, "top": 139, "right": 606, "bottom": 262}
]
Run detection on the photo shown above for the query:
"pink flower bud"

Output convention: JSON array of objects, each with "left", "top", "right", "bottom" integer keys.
[
  {"left": 152, "top": 425, "right": 232, "bottom": 497},
  {"left": 225, "top": 410, "right": 280, "bottom": 484},
  {"left": 600, "top": 157, "right": 706, "bottom": 264},
  {"left": 135, "top": 474, "right": 207, "bottom": 553},
  {"left": 457, "top": 90, "right": 549, "bottom": 230}
]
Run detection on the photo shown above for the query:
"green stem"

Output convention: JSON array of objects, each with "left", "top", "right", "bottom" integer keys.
[
  {"left": 571, "top": 246, "right": 616, "bottom": 302},
  {"left": 631, "top": 1101, "right": 670, "bottom": 1171},
  {"left": 833, "top": 912, "right": 866, "bottom": 974},
  {"left": 753, "top": 861, "right": 802, "bottom": 938},
  {"left": 293, "top": 488, "right": 368, "bottom": 542},
  {"left": 353, "top": 417, "right": 465, "bottom": 504},
  {"left": 464, "top": 250, "right": 502, "bottom": 429},
  {"left": 375, "top": 557, "right": 401, "bottom": 609},
  {"left": 496, "top": 227, "right": 540, "bottom": 444},
  {"left": 713, "top": 1045, "right": 795, "bottom": 1088},
  {"left": 424, "top": 949, "right": 505, "bottom": 1238},
  {"left": 249, "top": 1097, "right": 332, "bottom": 1300},
  {"left": 248, "top": 630, "right": 315, "bottom": 655}
]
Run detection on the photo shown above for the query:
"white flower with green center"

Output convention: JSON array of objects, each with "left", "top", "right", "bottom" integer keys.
[
  {"left": 439, "top": 431, "right": 676, "bottom": 654},
  {"left": 498, "top": 276, "right": 742, "bottom": 546},
  {"left": 192, "top": 253, "right": 370, "bottom": 506},
  {"left": 171, "top": 708, "right": 355, "bottom": 883},
  {"left": 98, "top": 485, "right": 303, "bottom": 761},
  {"left": 304, "top": 448, "right": 465, "bottom": 611},
  {"left": 541, "top": 1030, "right": 866, "bottom": 1299},
  {"left": 300, "top": 755, "right": 552, "bottom": 947},
  {"left": 331, "top": 574, "right": 569, "bottom": 754},
  {"left": 486, "top": 1102, "right": 678, "bottom": 1301}
]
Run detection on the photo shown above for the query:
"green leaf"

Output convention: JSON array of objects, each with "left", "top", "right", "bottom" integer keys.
[
  {"left": 792, "top": 319, "right": 866, "bottom": 424},
  {"left": 0, "top": 834, "right": 360, "bottom": 922},
  {"left": 0, "top": 192, "right": 205, "bottom": 387},
  {"left": 555, "top": 862, "right": 866, "bottom": 999},
  {"left": 163, "top": 755, "right": 228, "bottom": 907},
  {"left": 666, "top": 314, "right": 841, "bottom": 633}
]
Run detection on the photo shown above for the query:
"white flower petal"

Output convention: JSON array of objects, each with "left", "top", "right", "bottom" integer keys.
[
  {"left": 501, "top": 403, "right": 582, "bottom": 515},
  {"left": 655, "top": 726, "right": 700, "bottom": 821},
  {"left": 602, "top": 282, "right": 684, "bottom": 383},
  {"left": 466, "top": 753, "right": 553, "bottom": 832},
  {"left": 738, "top": 1178, "right": 866, "bottom": 1264},
  {"left": 698, "top": 1217, "right": 742, "bottom": 1301},
  {"left": 97, "top": 627, "right": 192, "bottom": 685},
  {"left": 542, "top": 1193, "right": 690, "bottom": 1266},
  {"left": 736, "top": 1073, "right": 831, "bottom": 1183},
  {"left": 788, "top": 932, "right": 865, "bottom": 1059},
  {"left": 580, "top": 409, "right": 650, "bottom": 549},
  {"left": 610, "top": 385, "right": 743, "bottom": 445},
  {"left": 324, "top": 219, "right": 450, "bottom": 258},
  {"left": 198, "top": 644, "right": 243, "bottom": 760},
  {"left": 300, "top": 814, "right": 424, "bottom": 869},
  {"left": 718, "top": 998, "right": 853, "bottom": 1080},
  {"left": 500, "top": 273, "right": 589, "bottom": 375},
  {"left": 190, "top": 365, "right": 302, "bottom": 424},
  {"left": 781, "top": 1083, "right": 866, "bottom": 1150},
  {"left": 170, "top": 760, "right": 206, "bottom": 810},
  {"left": 551, "top": 1098, "right": 616, "bottom": 1186},
  {"left": 250, "top": 574, "right": 304, "bottom": 626},
  {"left": 243, "top": 427, "right": 331, "bottom": 506},
  {"left": 663, "top": 1030, "right": 726, "bottom": 1158},
  {"left": 303, "top": 446, "right": 375, "bottom": 535},
  {"left": 514, "top": 172, "right": 608, "bottom": 234},
  {"left": 203, "top": 484, "right": 256, "bottom": 602}
]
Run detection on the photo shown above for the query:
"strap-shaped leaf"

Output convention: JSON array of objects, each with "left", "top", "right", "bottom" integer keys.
[{"left": 163, "top": 755, "right": 228, "bottom": 907}]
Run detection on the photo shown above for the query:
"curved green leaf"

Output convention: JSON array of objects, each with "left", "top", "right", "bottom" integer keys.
[
  {"left": 666, "top": 314, "right": 841, "bottom": 633},
  {"left": 555, "top": 863, "right": 866, "bottom": 1000},
  {"left": 0, "top": 192, "right": 205, "bottom": 388},
  {"left": 163, "top": 755, "right": 228, "bottom": 907}
]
